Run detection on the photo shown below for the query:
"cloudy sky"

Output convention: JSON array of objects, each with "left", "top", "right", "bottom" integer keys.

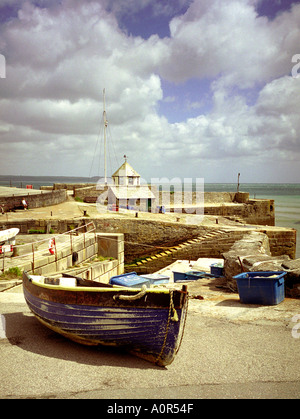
[{"left": 0, "top": 0, "right": 300, "bottom": 183}]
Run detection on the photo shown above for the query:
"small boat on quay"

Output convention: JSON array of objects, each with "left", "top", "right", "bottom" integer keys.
[
  {"left": 0, "top": 228, "right": 19, "bottom": 245},
  {"left": 22, "top": 271, "right": 188, "bottom": 367},
  {"left": 0, "top": 228, "right": 19, "bottom": 255}
]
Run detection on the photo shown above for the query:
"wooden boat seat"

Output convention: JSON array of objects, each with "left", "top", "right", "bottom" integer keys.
[
  {"left": 63, "top": 273, "right": 114, "bottom": 288},
  {"left": 29, "top": 274, "right": 114, "bottom": 289},
  {"left": 31, "top": 276, "right": 77, "bottom": 287}
]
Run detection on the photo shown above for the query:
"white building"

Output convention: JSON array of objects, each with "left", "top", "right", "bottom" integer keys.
[
  {"left": 111, "top": 161, "right": 141, "bottom": 186},
  {"left": 108, "top": 160, "right": 155, "bottom": 212}
]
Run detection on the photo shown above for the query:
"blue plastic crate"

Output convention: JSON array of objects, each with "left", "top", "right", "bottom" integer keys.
[
  {"left": 173, "top": 271, "right": 186, "bottom": 282},
  {"left": 233, "top": 271, "right": 286, "bottom": 305},
  {"left": 140, "top": 273, "right": 169, "bottom": 285},
  {"left": 210, "top": 263, "right": 224, "bottom": 277},
  {"left": 109, "top": 272, "right": 150, "bottom": 288},
  {"left": 173, "top": 271, "right": 208, "bottom": 282}
]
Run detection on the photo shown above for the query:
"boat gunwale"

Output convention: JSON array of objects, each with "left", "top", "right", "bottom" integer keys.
[
  {"left": 22, "top": 271, "right": 188, "bottom": 311},
  {"left": 27, "top": 276, "right": 173, "bottom": 295},
  {"left": 22, "top": 271, "right": 189, "bottom": 367}
]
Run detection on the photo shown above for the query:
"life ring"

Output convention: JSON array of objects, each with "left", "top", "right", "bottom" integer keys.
[{"left": 49, "top": 238, "right": 55, "bottom": 255}]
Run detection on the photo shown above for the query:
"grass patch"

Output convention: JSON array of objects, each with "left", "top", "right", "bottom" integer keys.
[
  {"left": 28, "top": 228, "right": 45, "bottom": 234},
  {"left": 94, "top": 256, "right": 115, "bottom": 262},
  {"left": 0, "top": 267, "right": 23, "bottom": 280},
  {"left": 28, "top": 228, "right": 54, "bottom": 234}
]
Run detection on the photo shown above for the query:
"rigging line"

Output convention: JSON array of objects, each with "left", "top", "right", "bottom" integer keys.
[
  {"left": 97, "top": 129, "right": 104, "bottom": 178},
  {"left": 107, "top": 123, "right": 119, "bottom": 171},
  {"left": 107, "top": 129, "right": 113, "bottom": 179},
  {"left": 89, "top": 134, "right": 99, "bottom": 178},
  {"left": 89, "top": 117, "right": 104, "bottom": 178}
]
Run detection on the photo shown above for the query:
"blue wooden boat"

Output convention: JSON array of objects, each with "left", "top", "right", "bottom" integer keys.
[{"left": 22, "top": 271, "right": 188, "bottom": 367}]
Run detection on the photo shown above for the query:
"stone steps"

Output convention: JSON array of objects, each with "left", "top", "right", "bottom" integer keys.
[{"left": 125, "top": 228, "right": 228, "bottom": 274}]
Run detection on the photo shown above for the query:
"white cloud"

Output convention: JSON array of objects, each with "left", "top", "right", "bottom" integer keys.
[
  {"left": 0, "top": 0, "right": 165, "bottom": 175},
  {"left": 0, "top": 0, "right": 299, "bottom": 182},
  {"left": 155, "top": 0, "right": 300, "bottom": 88}
]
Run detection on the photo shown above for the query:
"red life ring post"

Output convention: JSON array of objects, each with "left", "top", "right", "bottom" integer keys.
[{"left": 49, "top": 238, "right": 56, "bottom": 255}]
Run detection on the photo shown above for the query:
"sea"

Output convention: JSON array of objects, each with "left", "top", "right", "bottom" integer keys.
[
  {"left": 204, "top": 183, "right": 300, "bottom": 259},
  {"left": 0, "top": 176, "right": 299, "bottom": 258}
]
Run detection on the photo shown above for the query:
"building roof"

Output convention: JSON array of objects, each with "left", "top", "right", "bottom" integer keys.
[
  {"left": 109, "top": 185, "right": 155, "bottom": 200},
  {"left": 112, "top": 161, "right": 140, "bottom": 178}
]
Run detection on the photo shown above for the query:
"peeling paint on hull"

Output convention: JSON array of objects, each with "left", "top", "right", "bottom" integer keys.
[{"left": 22, "top": 272, "right": 188, "bottom": 367}]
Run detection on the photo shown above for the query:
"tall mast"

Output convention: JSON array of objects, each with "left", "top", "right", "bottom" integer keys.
[{"left": 103, "top": 88, "right": 108, "bottom": 184}]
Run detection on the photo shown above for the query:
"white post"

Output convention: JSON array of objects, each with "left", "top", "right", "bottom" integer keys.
[{"left": 103, "top": 88, "right": 108, "bottom": 184}]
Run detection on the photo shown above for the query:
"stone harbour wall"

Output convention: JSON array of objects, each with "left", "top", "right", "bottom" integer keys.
[
  {"left": 0, "top": 189, "right": 67, "bottom": 211},
  {"left": 41, "top": 183, "right": 97, "bottom": 191},
  {"left": 127, "top": 227, "right": 297, "bottom": 274},
  {"left": 37, "top": 186, "right": 274, "bottom": 226},
  {"left": 0, "top": 217, "right": 296, "bottom": 262},
  {"left": 74, "top": 185, "right": 108, "bottom": 202},
  {"left": 180, "top": 199, "right": 275, "bottom": 226}
]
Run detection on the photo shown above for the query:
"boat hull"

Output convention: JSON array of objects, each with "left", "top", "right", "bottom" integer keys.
[{"left": 22, "top": 272, "right": 188, "bottom": 366}]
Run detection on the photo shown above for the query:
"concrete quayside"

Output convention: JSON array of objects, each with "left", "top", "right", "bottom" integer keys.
[
  {"left": 0, "top": 184, "right": 300, "bottom": 399},
  {"left": 0, "top": 184, "right": 299, "bottom": 297}
]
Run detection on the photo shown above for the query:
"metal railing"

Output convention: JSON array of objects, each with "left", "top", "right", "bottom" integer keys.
[{"left": 1, "top": 222, "right": 96, "bottom": 273}]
